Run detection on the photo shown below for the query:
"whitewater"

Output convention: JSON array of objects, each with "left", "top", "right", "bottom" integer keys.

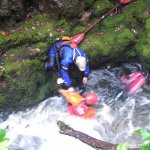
[{"left": 0, "top": 67, "right": 150, "bottom": 150}]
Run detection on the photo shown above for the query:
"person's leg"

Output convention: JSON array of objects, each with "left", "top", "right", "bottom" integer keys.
[
  {"left": 45, "top": 56, "right": 55, "bottom": 70},
  {"left": 45, "top": 45, "right": 56, "bottom": 70}
]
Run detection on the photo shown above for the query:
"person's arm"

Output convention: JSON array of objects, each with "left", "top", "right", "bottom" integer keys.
[
  {"left": 84, "top": 60, "right": 89, "bottom": 77},
  {"left": 82, "top": 57, "right": 89, "bottom": 84}
]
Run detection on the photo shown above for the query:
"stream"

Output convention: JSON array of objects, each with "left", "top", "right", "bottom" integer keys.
[{"left": 0, "top": 67, "right": 150, "bottom": 150}]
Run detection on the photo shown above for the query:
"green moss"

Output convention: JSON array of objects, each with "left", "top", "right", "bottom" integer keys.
[
  {"left": 136, "top": 43, "right": 150, "bottom": 59},
  {"left": 34, "top": 42, "right": 48, "bottom": 49},
  {"left": 28, "top": 42, "right": 49, "bottom": 61},
  {"left": 135, "top": 17, "right": 150, "bottom": 69},
  {"left": 57, "top": 121, "right": 72, "bottom": 130},
  {"left": 84, "top": 0, "right": 95, "bottom": 8},
  {"left": 0, "top": 94, "right": 5, "bottom": 104},
  {"left": 91, "top": 0, "right": 113, "bottom": 17},
  {"left": 3, "top": 59, "right": 46, "bottom": 106},
  {"left": 125, "top": 49, "right": 137, "bottom": 57},
  {"left": 0, "top": 14, "right": 58, "bottom": 50},
  {"left": 135, "top": 0, "right": 150, "bottom": 20},
  {"left": 32, "top": 14, "right": 50, "bottom": 22},
  {"left": 146, "top": 19, "right": 150, "bottom": 39},
  {"left": 135, "top": 39, "right": 150, "bottom": 69},
  {"left": 36, "top": 75, "right": 56, "bottom": 101},
  {"left": 82, "top": 27, "right": 135, "bottom": 58},
  {"left": 55, "top": 18, "right": 71, "bottom": 32},
  {"left": 72, "top": 25, "right": 86, "bottom": 35}
]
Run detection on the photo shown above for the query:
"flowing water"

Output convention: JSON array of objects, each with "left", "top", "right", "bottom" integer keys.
[{"left": 0, "top": 67, "right": 150, "bottom": 150}]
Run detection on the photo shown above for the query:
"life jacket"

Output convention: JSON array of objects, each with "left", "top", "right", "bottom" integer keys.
[
  {"left": 52, "top": 38, "right": 76, "bottom": 70},
  {"left": 60, "top": 33, "right": 85, "bottom": 49},
  {"left": 58, "top": 89, "right": 84, "bottom": 106},
  {"left": 60, "top": 36, "right": 78, "bottom": 49},
  {"left": 67, "top": 101, "right": 95, "bottom": 118},
  {"left": 59, "top": 89, "right": 96, "bottom": 118},
  {"left": 55, "top": 37, "right": 86, "bottom": 65}
]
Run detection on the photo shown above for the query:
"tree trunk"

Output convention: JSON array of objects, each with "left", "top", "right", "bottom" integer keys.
[{"left": 57, "top": 121, "right": 138, "bottom": 150}]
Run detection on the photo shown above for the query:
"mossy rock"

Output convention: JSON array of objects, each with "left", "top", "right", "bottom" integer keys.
[
  {"left": 91, "top": 0, "right": 113, "bottom": 17},
  {"left": 0, "top": 47, "right": 57, "bottom": 111},
  {"left": 0, "top": 14, "right": 71, "bottom": 51}
]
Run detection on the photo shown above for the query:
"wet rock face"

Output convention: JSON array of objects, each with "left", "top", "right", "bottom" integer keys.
[
  {"left": 10, "top": 0, "right": 26, "bottom": 21},
  {"left": 44, "top": 0, "right": 85, "bottom": 19},
  {"left": 0, "top": 0, "right": 26, "bottom": 28},
  {"left": 0, "top": 0, "right": 10, "bottom": 16},
  {"left": 0, "top": 0, "right": 87, "bottom": 29}
]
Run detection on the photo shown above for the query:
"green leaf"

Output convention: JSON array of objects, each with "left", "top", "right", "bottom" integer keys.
[
  {"left": 0, "top": 129, "right": 6, "bottom": 142},
  {"left": 142, "top": 136, "right": 150, "bottom": 142},
  {"left": 139, "top": 144, "right": 150, "bottom": 150},
  {"left": 135, "top": 129, "right": 150, "bottom": 136},
  {"left": 135, "top": 129, "right": 150, "bottom": 141},
  {"left": 117, "top": 143, "right": 128, "bottom": 150}
]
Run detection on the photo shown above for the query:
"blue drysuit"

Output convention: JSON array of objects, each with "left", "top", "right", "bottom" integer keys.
[{"left": 47, "top": 40, "right": 89, "bottom": 87}]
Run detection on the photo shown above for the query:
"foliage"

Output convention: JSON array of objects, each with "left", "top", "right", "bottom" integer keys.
[
  {"left": 117, "top": 143, "right": 128, "bottom": 150},
  {"left": 135, "top": 126, "right": 150, "bottom": 150},
  {"left": 112, "top": 125, "right": 150, "bottom": 150},
  {"left": 112, "top": 143, "right": 128, "bottom": 150},
  {"left": 0, "top": 128, "right": 9, "bottom": 150}
]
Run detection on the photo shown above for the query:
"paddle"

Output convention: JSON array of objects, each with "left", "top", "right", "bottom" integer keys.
[{"left": 70, "top": 0, "right": 133, "bottom": 45}]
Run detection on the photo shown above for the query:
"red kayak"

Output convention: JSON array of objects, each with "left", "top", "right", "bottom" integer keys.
[{"left": 120, "top": 63, "right": 149, "bottom": 96}]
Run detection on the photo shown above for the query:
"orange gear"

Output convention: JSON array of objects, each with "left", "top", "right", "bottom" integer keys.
[
  {"left": 67, "top": 102, "right": 95, "bottom": 118},
  {"left": 58, "top": 89, "right": 84, "bottom": 106},
  {"left": 61, "top": 36, "right": 71, "bottom": 41}
]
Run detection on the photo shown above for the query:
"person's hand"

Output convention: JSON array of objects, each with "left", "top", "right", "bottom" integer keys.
[
  {"left": 57, "top": 78, "right": 64, "bottom": 84},
  {"left": 68, "top": 87, "right": 75, "bottom": 93},
  {"left": 82, "top": 77, "right": 88, "bottom": 84}
]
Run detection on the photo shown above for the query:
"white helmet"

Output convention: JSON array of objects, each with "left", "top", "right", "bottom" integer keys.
[{"left": 75, "top": 56, "right": 86, "bottom": 71}]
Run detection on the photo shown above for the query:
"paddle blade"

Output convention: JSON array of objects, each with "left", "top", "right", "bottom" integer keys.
[
  {"left": 120, "top": 0, "right": 131, "bottom": 4},
  {"left": 71, "top": 33, "right": 85, "bottom": 45}
]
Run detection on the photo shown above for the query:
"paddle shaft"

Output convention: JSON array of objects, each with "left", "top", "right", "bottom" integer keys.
[{"left": 83, "top": 2, "right": 121, "bottom": 34}]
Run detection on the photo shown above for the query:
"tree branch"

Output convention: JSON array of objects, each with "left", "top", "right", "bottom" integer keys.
[{"left": 57, "top": 121, "right": 138, "bottom": 150}]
